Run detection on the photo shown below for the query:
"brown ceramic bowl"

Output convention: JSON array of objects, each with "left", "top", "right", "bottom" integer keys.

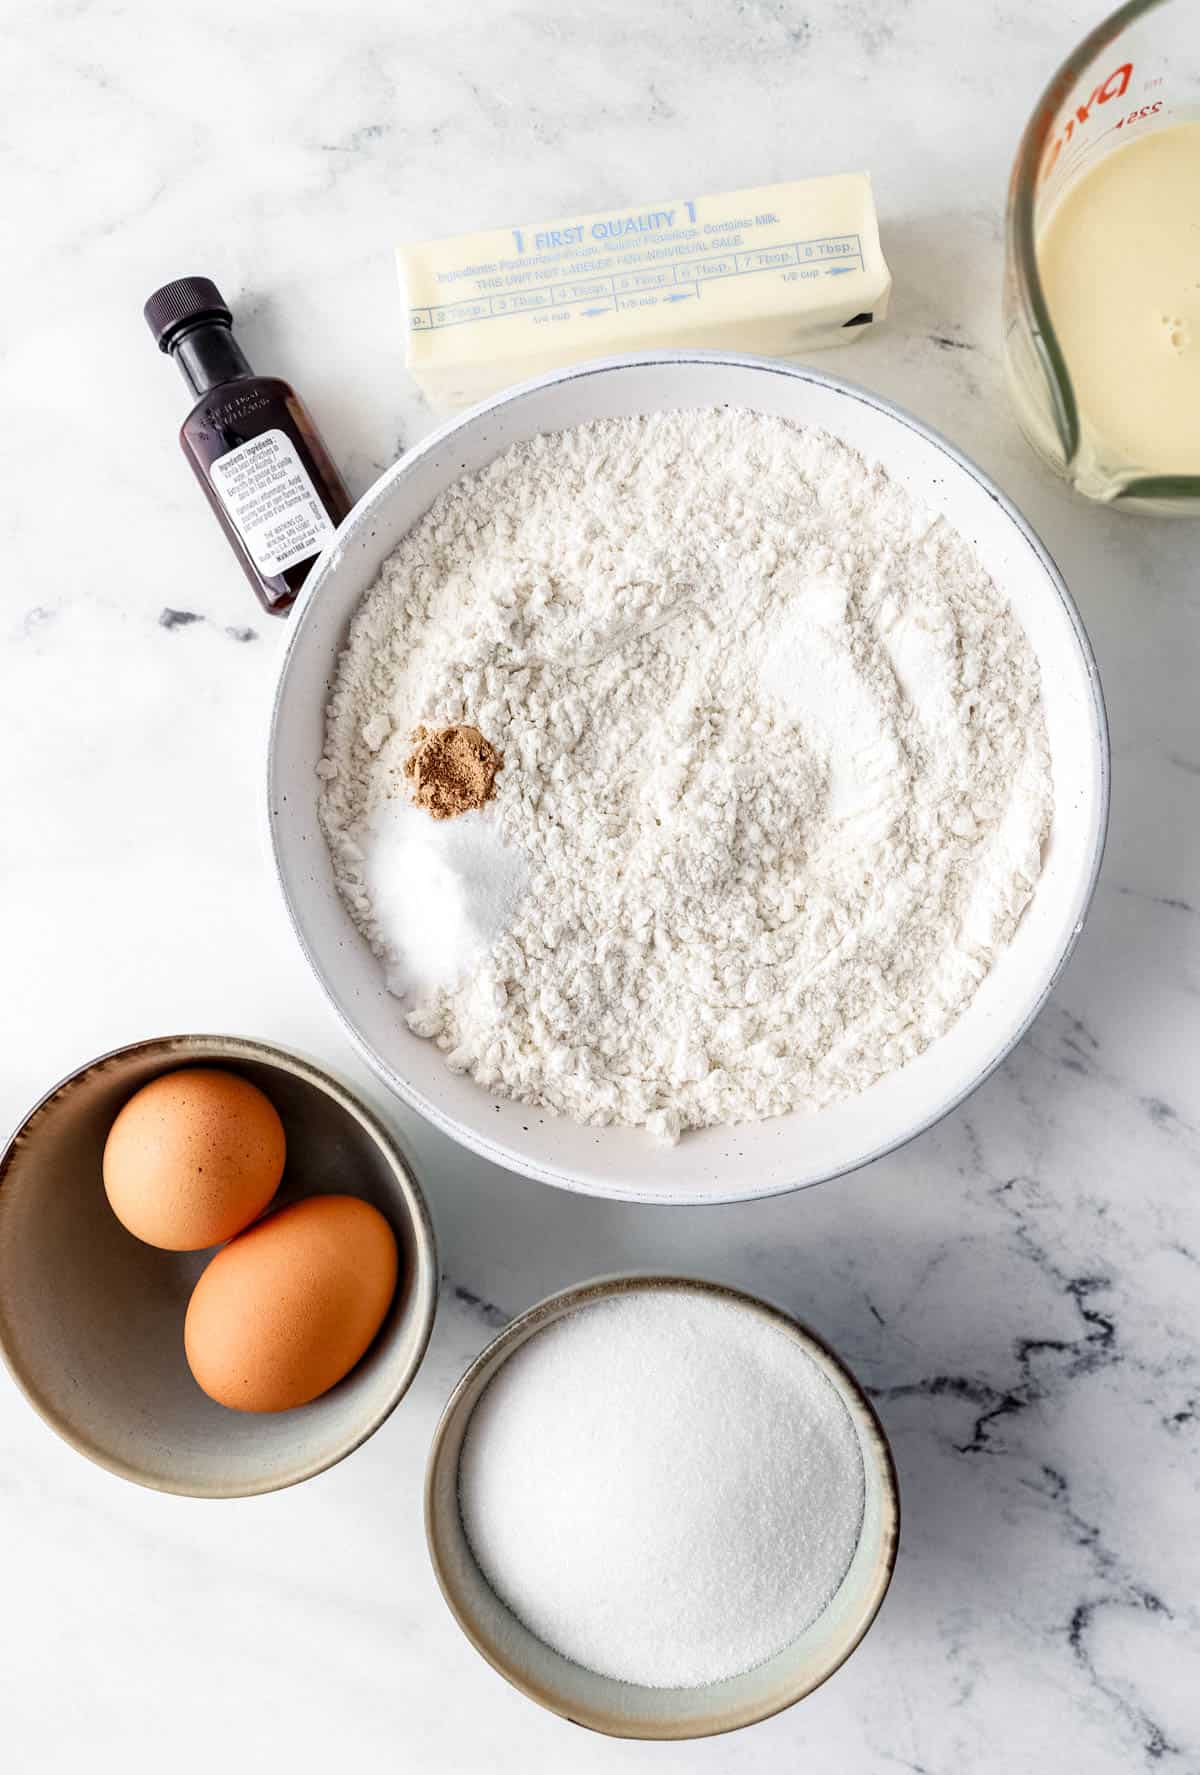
[
  {"left": 0, "top": 1035, "right": 438, "bottom": 1497},
  {"left": 425, "top": 1274, "right": 899, "bottom": 1739}
]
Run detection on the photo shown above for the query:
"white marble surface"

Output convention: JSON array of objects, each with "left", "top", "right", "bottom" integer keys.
[{"left": 4, "top": 1, "right": 1199, "bottom": 1768}]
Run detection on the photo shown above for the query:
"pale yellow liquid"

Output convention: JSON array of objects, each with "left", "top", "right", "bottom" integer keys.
[{"left": 1039, "top": 121, "right": 1200, "bottom": 477}]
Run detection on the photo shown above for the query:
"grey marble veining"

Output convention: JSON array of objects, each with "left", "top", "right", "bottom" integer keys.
[{"left": 2, "top": 1, "right": 1198, "bottom": 1770}]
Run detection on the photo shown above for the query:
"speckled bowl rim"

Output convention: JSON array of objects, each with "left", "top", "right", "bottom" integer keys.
[
  {"left": 0, "top": 1033, "right": 439, "bottom": 1499},
  {"left": 425, "top": 1273, "right": 900, "bottom": 1740}
]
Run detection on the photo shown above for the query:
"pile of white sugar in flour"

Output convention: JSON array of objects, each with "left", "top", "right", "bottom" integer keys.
[{"left": 319, "top": 410, "right": 1052, "bottom": 1144}]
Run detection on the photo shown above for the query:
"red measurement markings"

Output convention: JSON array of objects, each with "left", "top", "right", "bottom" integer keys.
[
  {"left": 1114, "top": 100, "right": 1163, "bottom": 130},
  {"left": 1039, "top": 61, "right": 1133, "bottom": 186}
]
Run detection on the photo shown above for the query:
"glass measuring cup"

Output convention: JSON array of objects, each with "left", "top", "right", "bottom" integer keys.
[{"left": 1004, "top": 0, "right": 1200, "bottom": 512}]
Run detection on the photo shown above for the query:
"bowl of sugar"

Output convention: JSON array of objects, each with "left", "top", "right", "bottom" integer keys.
[{"left": 425, "top": 1274, "right": 898, "bottom": 1739}]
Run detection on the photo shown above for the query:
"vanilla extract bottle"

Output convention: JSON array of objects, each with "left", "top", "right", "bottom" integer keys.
[{"left": 145, "top": 276, "right": 350, "bottom": 615}]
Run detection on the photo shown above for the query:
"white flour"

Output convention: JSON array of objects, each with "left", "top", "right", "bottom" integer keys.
[{"left": 319, "top": 411, "right": 1052, "bottom": 1143}]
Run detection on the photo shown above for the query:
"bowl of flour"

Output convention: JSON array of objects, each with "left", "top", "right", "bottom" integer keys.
[{"left": 268, "top": 352, "right": 1108, "bottom": 1202}]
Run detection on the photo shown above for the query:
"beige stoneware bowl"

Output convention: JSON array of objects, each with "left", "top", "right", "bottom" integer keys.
[
  {"left": 0, "top": 1035, "right": 438, "bottom": 1497},
  {"left": 425, "top": 1274, "right": 899, "bottom": 1739}
]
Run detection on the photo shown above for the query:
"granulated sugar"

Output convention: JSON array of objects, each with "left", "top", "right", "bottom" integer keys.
[
  {"left": 320, "top": 410, "right": 1052, "bottom": 1141},
  {"left": 359, "top": 799, "right": 526, "bottom": 1000},
  {"left": 457, "top": 1288, "right": 866, "bottom": 1689}
]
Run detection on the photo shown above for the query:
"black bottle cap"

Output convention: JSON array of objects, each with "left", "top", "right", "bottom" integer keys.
[{"left": 144, "top": 276, "right": 232, "bottom": 352}]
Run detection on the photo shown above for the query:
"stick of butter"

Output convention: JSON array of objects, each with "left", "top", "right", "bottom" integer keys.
[{"left": 398, "top": 175, "right": 891, "bottom": 410}]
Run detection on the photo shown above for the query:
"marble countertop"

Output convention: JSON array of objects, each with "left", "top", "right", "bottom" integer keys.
[{"left": 4, "top": 1, "right": 1198, "bottom": 1768}]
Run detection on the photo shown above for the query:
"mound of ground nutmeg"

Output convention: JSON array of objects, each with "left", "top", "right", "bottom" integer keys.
[{"left": 404, "top": 724, "right": 502, "bottom": 820}]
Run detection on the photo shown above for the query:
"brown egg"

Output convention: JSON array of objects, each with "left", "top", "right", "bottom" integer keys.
[
  {"left": 103, "top": 1069, "right": 285, "bottom": 1251},
  {"left": 184, "top": 1195, "right": 399, "bottom": 1412}
]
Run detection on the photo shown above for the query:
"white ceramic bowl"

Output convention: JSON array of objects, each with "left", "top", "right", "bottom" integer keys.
[
  {"left": 268, "top": 352, "right": 1109, "bottom": 1205},
  {"left": 424, "top": 1274, "right": 899, "bottom": 1740}
]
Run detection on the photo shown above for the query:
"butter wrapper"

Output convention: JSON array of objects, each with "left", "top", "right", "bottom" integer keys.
[{"left": 398, "top": 175, "right": 891, "bottom": 410}]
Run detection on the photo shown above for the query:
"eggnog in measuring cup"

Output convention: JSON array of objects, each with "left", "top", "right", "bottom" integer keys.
[{"left": 1038, "top": 119, "right": 1200, "bottom": 479}]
